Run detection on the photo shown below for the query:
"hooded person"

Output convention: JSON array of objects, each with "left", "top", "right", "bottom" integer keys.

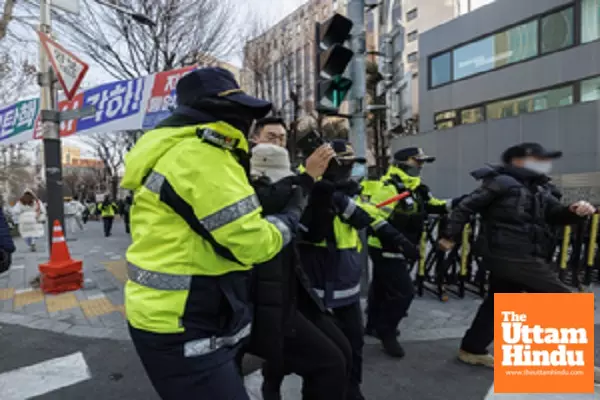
[
  {"left": 121, "top": 67, "right": 310, "bottom": 400},
  {"left": 246, "top": 143, "right": 352, "bottom": 400}
]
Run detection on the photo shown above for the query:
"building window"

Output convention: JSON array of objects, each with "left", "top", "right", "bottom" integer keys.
[
  {"left": 486, "top": 85, "right": 573, "bottom": 120},
  {"left": 461, "top": 107, "right": 484, "bottom": 124},
  {"left": 434, "top": 110, "right": 457, "bottom": 129},
  {"left": 581, "top": 76, "right": 600, "bottom": 102},
  {"left": 407, "top": 51, "right": 418, "bottom": 63},
  {"left": 541, "top": 7, "right": 574, "bottom": 54},
  {"left": 406, "top": 8, "right": 417, "bottom": 22},
  {"left": 582, "top": 0, "right": 600, "bottom": 43},
  {"left": 407, "top": 30, "right": 418, "bottom": 42},
  {"left": 453, "top": 19, "right": 538, "bottom": 80},
  {"left": 430, "top": 52, "right": 451, "bottom": 87}
]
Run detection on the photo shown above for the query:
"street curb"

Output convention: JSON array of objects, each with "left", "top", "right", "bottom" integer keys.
[{"left": 0, "top": 311, "right": 129, "bottom": 340}]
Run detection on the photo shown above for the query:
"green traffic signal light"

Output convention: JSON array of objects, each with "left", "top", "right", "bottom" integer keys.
[{"left": 331, "top": 75, "right": 352, "bottom": 107}]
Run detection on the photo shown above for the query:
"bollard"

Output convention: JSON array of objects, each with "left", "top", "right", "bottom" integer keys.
[
  {"left": 558, "top": 225, "right": 571, "bottom": 283},
  {"left": 458, "top": 223, "right": 471, "bottom": 299},
  {"left": 416, "top": 228, "right": 427, "bottom": 297},
  {"left": 584, "top": 214, "right": 599, "bottom": 286}
]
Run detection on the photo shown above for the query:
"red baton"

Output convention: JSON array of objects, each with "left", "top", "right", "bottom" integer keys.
[{"left": 376, "top": 191, "right": 411, "bottom": 208}]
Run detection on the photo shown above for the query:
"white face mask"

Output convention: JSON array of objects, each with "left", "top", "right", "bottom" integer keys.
[{"left": 523, "top": 160, "right": 552, "bottom": 175}]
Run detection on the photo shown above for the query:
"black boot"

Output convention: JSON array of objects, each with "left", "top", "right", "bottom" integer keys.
[
  {"left": 365, "top": 326, "right": 399, "bottom": 339},
  {"left": 381, "top": 334, "right": 405, "bottom": 358}
]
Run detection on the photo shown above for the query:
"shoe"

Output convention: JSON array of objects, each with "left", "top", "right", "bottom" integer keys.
[
  {"left": 365, "top": 327, "right": 400, "bottom": 339},
  {"left": 261, "top": 381, "right": 282, "bottom": 400},
  {"left": 381, "top": 335, "right": 405, "bottom": 358},
  {"left": 458, "top": 349, "right": 494, "bottom": 368},
  {"left": 30, "top": 243, "right": 36, "bottom": 252}
]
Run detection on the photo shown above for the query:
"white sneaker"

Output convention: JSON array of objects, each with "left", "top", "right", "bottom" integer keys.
[{"left": 458, "top": 349, "right": 494, "bottom": 368}]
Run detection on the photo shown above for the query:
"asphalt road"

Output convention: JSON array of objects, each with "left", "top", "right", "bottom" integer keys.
[{"left": 0, "top": 324, "right": 598, "bottom": 400}]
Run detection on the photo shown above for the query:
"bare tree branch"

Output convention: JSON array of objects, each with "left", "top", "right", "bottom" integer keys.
[
  {"left": 53, "top": 0, "right": 240, "bottom": 80},
  {"left": 0, "top": 0, "right": 17, "bottom": 43}
]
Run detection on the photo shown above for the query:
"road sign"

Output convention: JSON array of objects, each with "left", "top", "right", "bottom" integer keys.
[
  {"left": 51, "top": 0, "right": 80, "bottom": 14},
  {"left": 38, "top": 31, "right": 89, "bottom": 101}
]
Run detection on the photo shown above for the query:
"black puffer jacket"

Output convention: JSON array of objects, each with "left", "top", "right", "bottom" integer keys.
[
  {"left": 445, "top": 165, "right": 581, "bottom": 261},
  {"left": 247, "top": 173, "right": 326, "bottom": 369}
]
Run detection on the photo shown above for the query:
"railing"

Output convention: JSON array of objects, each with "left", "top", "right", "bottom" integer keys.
[{"left": 409, "top": 213, "right": 600, "bottom": 301}]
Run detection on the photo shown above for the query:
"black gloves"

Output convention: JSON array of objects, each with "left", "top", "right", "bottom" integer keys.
[
  {"left": 282, "top": 186, "right": 308, "bottom": 221},
  {"left": 334, "top": 180, "right": 362, "bottom": 197},
  {"left": 332, "top": 192, "right": 373, "bottom": 229},
  {"left": 451, "top": 195, "right": 468, "bottom": 209},
  {"left": 393, "top": 234, "right": 420, "bottom": 261}
]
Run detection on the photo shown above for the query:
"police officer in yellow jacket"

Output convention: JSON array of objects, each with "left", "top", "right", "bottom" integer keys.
[
  {"left": 96, "top": 196, "right": 118, "bottom": 237},
  {"left": 121, "top": 67, "right": 307, "bottom": 400},
  {"left": 363, "top": 147, "right": 455, "bottom": 358}
]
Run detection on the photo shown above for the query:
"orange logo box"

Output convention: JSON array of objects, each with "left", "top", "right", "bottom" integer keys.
[{"left": 494, "top": 293, "right": 594, "bottom": 394}]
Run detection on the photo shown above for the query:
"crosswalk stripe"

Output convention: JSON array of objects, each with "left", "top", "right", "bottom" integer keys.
[{"left": 0, "top": 352, "right": 91, "bottom": 400}]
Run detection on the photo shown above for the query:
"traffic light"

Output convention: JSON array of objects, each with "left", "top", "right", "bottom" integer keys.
[{"left": 315, "top": 13, "right": 354, "bottom": 115}]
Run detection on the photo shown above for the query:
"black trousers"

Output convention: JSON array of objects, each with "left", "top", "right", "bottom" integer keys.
[
  {"left": 263, "top": 310, "right": 352, "bottom": 400},
  {"left": 129, "top": 325, "right": 249, "bottom": 400},
  {"left": 461, "top": 258, "right": 572, "bottom": 355},
  {"left": 367, "top": 249, "right": 414, "bottom": 337},
  {"left": 331, "top": 301, "right": 364, "bottom": 389},
  {"left": 102, "top": 217, "right": 114, "bottom": 237},
  {"left": 124, "top": 214, "right": 131, "bottom": 234}
]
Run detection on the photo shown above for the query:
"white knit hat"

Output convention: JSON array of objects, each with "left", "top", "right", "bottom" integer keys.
[{"left": 250, "top": 144, "right": 294, "bottom": 183}]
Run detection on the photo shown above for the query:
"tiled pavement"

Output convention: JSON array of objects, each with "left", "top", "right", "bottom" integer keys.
[{"left": 0, "top": 219, "right": 131, "bottom": 340}]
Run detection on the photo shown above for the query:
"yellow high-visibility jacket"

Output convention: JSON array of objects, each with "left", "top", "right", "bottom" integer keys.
[{"left": 122, "top": 121, "right": 289, "bottom": 334}]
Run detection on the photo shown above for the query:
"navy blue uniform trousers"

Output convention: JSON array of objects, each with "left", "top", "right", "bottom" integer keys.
[{"left": 129, "top": 325, "right": 249, "bottom": 400}]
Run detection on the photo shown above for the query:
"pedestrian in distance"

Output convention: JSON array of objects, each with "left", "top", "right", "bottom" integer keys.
[
  {"left": 121, "top": 67, "right": 308, "bottom": 400},
  {"left": 438, "top": 142, "right": 600, "bottom": 383},
  {"left": 71, "top": 196, "right": 86, "bottom": 231},
  {"left": 12, "top": 189, "right": 46, "bottom": 252},
  {"left": 97, "top": 195, "right": 118, "bottom": 238}
]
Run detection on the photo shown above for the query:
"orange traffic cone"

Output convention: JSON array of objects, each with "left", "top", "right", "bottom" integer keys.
[{"left": 39, "top": 220, "right": 83, "bottom": 294}]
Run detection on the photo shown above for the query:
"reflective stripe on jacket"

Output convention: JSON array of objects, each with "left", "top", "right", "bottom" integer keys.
[
  {"left": 299, "top": 216, "right": 362, "bottom": 308},
  {"left": 122, "top": 121, "right": 289, "bottom": 335}
]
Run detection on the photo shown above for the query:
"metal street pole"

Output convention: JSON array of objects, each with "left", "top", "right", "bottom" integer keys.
[
  {"left": 348, "top": 0, "right": 367, "bottom": 178},
  {"left": 39, "top": 0, "right": 64, "bottom": 253}
]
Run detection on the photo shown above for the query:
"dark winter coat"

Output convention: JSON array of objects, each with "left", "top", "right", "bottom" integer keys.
[
  {"left": 444, "top": 165, "right": 581, "bottom": 262},
  {"left": 247, "top": 173, "right": 325, "bottom": 369},
  {"left": 0, "top": 208, "right": 15, "bottom": 254}
]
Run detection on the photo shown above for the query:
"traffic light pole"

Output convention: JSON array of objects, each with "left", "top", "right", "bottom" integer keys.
[
  {"left": 39, "top": 0, "right": 65, "bottom": 253},
  {"left": 348, "top": 0, "right": 367, "bottom": 178}
]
